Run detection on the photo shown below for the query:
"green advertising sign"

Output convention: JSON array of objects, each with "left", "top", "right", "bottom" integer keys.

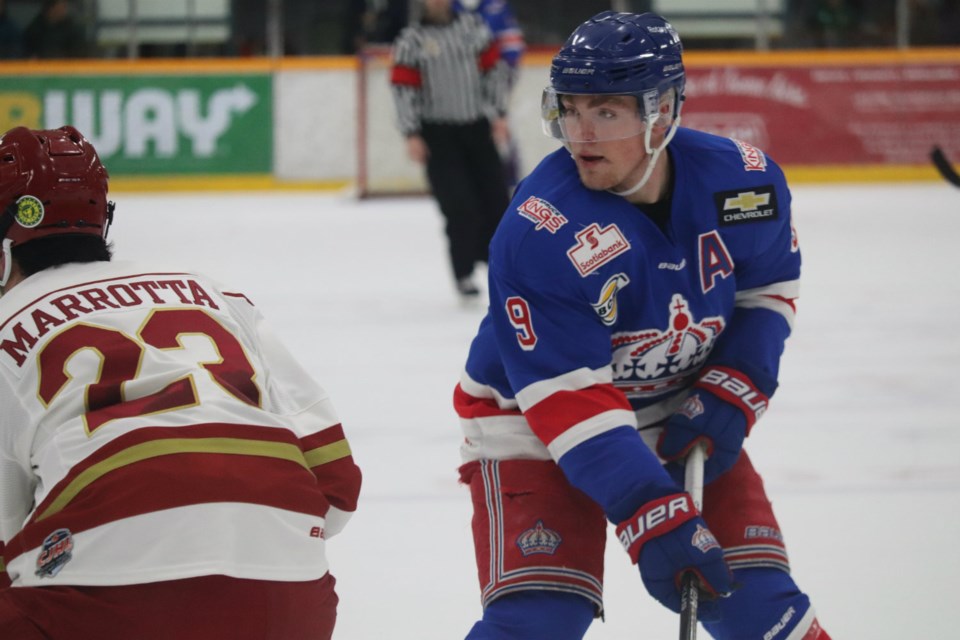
[{"left": 0, "top": 74, "right": 271, "bottom": 175}]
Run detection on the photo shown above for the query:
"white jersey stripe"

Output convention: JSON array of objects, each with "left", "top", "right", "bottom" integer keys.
[
  {"left": 735, "top": 279, "right": 800, "bottom": 328},
  {"left": 516, "top": 365, "right": 613, "bottom": 411},
  {"left": 8, "top": 502, "right": 328, "bottom": 587}
]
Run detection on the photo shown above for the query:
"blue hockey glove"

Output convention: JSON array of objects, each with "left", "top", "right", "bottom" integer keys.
[
  {"left": 616, "top": 493, "right": 733, "bottom": 619},
  {"left": 658, "top": 366, "right": 773, "bottom": 484}
]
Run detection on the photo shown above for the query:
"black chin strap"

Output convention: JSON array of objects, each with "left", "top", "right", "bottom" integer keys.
[
  {"left": 0, "top": 200, "right": 15, "bottom": 243},
  {"left": 104, "top": 201, "right": 115, "bottom": 239}
]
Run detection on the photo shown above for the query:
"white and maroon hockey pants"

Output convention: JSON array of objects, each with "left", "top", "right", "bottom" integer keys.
[{"left": 0, "top": 573, "right": 338, "bottom": 639}]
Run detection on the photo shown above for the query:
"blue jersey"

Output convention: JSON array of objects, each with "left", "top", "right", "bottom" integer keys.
[
  {"left": 456, "top": 128, "right": 799, "bottom": 493},
  {"left": 454, "top": 0, "right": 525, "bottom": 69}
]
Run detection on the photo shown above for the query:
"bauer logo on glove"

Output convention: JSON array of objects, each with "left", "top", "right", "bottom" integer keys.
[
  {"left": 699, "top": 367, "right": 768, "bottom": 426},
  {"left": 617, "top": 494, "right": 696, "bottom": 562}
]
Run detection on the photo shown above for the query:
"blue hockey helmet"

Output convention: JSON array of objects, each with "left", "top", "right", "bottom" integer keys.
[{"left": 542, "top": 12, "right": 685, "bottom": 142}]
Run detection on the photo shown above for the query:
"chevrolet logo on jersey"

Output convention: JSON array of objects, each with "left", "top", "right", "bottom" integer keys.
[
  {"left": 725, "top": 191, "right": 769, "bottom": 211},
  {"left": 714, "top": 186, "right": 778, "bottom": 226}
]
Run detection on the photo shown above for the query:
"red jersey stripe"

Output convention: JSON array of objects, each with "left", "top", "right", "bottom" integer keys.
[
  {"left": 524, "top": 384, "right": 632, "bottom": 445},
  {"left": 762, "top": 293, "right": 797, "bottom": 313},
  {"left": 312, "top": 456, "right": 362, "bottom": 513},
  {"left": 7, "top": 449, "right": 329, "bottom": 563},
  {"left": 453, "top": 384, "right": 521, "bottom": 419},
  {"left": 300, "top": 423, "right": 348, "bottom": 451}
]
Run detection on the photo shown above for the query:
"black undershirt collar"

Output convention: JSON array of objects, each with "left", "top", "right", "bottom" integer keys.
[{"left": 633, "top": 152, "right": 675, "bottom": 234}]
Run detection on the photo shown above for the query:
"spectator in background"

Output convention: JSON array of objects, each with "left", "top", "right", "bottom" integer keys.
[
  {"left": 23, "top": 0, "right": 89, "bottom": 59},
  {"left": 340, "top": 0, "right": 376, "bottom": 54},
  {"left": 370, "top": 0, "right": 410, "bottom": 44},
  {"left": 0, "top": 0, "right": 22, "bottom": 59},
  {"left": 810, "top": 0, "right": 860, "bottom": 47},
  {"left": 454, "top": 0, "right": 524, "bottom": 78},
  {"left": 938, "top": 0, "right": 960, "bottom": 44},
  {"left": 857, "top": 1, "right": 897, "bottom": 46},
  {"left": 454, "top": 0, "right": 526, "bottom": 187},
  {"left": 909, "top": 0, "right": 960, "bottom": 45},
  {"left": 782, "top": 0, "right": 817, "bottom": 47},
  {"left": 389, "top": 0, "right": 511, "bottom": 301}
]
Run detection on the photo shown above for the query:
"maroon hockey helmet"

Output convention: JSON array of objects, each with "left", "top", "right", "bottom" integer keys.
[{"left": 0, "top": 125, "right": 113, "bottom": 285}]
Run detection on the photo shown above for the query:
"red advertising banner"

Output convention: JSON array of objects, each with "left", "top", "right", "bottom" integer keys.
[{"left": 681, "top": 50, "right": 959, "bottom": 170}]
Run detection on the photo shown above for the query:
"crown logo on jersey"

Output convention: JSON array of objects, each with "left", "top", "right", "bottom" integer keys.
[
  {"left": 610, "top": 293, "right": 724, "bottom": 399},
  {"left": 691, "top": 523, "right": 720, "bottom": 554},
  {"left": 516, "top": 520, "right": 562, "bottom": 556}
]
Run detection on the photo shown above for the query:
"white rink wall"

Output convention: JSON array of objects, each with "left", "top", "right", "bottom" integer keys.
[
  {"left": 274, "top": 67, "right": 359, "bottom": 182},
  {"left": 270, "top": 58, "right": 561, "bottom": 187}
]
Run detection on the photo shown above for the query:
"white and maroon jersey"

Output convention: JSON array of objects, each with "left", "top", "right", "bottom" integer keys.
[{"left": 0, "top": 261, "right": 361, "bottom": 588}]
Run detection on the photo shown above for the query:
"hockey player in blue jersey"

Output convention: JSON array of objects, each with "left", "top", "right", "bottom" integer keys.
[
  {"left": 453, "top": 0, "right": 525, "bottom": 73},
  {"left": 454, "top": 0, "right": 526, "bottom": 188},
  {"left": 454, "top": 11, "right": 832, "bottom": 640}
]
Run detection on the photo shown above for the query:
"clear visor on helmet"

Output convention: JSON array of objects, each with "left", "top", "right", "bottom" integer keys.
[{"left": 541, "top": 87, "right": 660, "bottom": 143}]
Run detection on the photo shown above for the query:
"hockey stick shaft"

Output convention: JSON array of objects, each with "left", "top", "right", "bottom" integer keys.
[
  {"left": 931, "top": 147, "right": 960, "bottom": 188},
  {"left": 678, "top": 443, "right": 707, "bottom": 640}
]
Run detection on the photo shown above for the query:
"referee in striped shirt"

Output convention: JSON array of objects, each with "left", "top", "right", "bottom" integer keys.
[{"left": 390, "top": 0, "right": 512, "bottom": 300}]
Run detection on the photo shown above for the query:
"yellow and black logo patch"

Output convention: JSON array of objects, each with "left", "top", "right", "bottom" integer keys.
[
  {"left": 14, "top": 195, "right": 44, "bottom": 228},
  {"left": 713, "top": 186, "right": 778, "bottom": 226}
]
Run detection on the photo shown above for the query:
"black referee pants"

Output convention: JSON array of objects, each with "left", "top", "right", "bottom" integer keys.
[{"left": 421, "top": 120, "right": 510, "bottom": 282}]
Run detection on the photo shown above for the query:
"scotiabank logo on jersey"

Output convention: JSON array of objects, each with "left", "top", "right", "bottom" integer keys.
[
  {"left": 610, "top": 293, "right": 725, "bottom": 399},
  {"left": 567, "top": 223, "right": 631, "bottom": 277}
]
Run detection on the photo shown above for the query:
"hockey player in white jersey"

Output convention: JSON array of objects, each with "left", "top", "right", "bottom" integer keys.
[{"left": 0, "top": 126, "right": 362, "bottom": 639}]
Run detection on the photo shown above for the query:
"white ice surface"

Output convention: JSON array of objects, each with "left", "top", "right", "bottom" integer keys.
[{"left": 110, "top": 182, "right": 960, "bottom": 639}]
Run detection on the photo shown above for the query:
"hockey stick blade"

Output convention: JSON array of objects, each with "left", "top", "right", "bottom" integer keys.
[{"left": 931, "top": 147, "right": 960, "bottom": 188}]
